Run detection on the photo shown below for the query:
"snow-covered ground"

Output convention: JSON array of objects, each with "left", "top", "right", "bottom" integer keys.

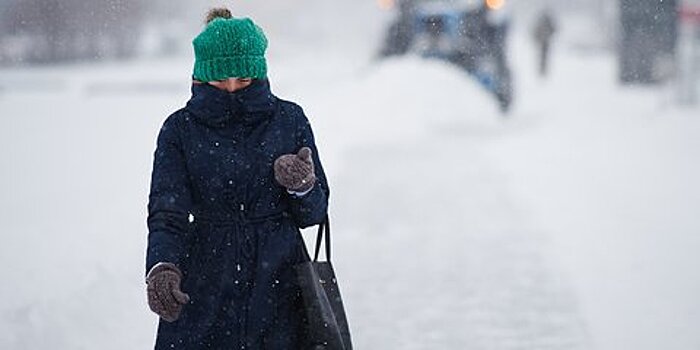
[{"left": 1, "top": 6, "right": 699, "bottom": 350}]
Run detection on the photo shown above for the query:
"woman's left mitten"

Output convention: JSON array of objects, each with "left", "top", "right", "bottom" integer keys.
[
  {"left": 274, "top": 147, "right": 316, "bottom": 192},
  {"left": 146, "top": 263, "right": 190, "bottom": 322}
]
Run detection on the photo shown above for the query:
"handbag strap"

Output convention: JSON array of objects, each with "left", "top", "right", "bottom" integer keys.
[{"left": 313, "top": 215, "right": 332, "bottom": 262}]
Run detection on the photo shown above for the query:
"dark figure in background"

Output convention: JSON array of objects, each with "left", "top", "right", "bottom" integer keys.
[
  {"left": 533, "top": 11, "right": 556, "bottom": 77},
  {"left": 453, "top": 5, "right": 513, "bottom": 112},
  {"left": 379, "top": 0, "right": 417, "bottom": 57}
]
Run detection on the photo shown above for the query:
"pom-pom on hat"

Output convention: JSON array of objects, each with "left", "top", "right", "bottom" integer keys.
[
  {"left": 192, "top": 8, "right": 268, "bottom": 82},
  {"left": 205, "top": 7, "right": 232, "bottom": 24}
]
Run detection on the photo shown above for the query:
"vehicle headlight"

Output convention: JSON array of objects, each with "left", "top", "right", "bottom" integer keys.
[
  {"left": 485, "top": 0, "right": 506, "bottom": 11},
  {"left": 377, "top": 0, "right": 395, "bottom": 10}
]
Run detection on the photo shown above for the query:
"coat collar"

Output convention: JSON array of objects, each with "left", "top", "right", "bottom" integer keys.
[{"left": 185, "top": 79, "right": 277, "bottom": 127}]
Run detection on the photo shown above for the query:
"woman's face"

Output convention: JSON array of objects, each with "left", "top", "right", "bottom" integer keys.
[{"left": 208, "top": 78, "right": 253, "bottom": 92}]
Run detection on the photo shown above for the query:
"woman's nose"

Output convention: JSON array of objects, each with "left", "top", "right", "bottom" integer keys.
[{"left": 225, "top": 80, "right": 237, "bottom": 92}]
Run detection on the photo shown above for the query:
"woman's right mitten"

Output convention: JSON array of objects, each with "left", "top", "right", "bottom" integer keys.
[{"left": 146, "top": 263, "right": 190, "bottom": 322}]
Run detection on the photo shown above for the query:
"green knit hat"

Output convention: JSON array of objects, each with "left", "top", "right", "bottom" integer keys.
[{"left": 192, "top": 16, "right": 268, "bottom": 82}]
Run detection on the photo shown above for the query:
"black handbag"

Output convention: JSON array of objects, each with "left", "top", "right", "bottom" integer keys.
[{"left": 295, "top": 216, "right": 353, "bottom": 350}]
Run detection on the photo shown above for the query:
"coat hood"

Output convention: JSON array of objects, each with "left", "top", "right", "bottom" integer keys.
[{"left": 185, "top": 79, "right": 277, "bottom": 127}]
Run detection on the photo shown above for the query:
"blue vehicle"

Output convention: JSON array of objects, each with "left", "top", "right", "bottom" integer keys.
[{"left": 380, "top": 0, "right": 513, "bottom": 112}]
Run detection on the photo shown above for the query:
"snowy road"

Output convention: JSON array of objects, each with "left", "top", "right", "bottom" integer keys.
[
  {"left": 1, "top": 26, "right": 700, "bottom": 350},
  {"left": 333, "top": 140, "right": 589, "bottom": 349}
]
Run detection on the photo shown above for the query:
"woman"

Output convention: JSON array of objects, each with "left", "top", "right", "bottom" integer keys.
[{"left": 145, "top": 8, "right": 329, "bottom": 349}]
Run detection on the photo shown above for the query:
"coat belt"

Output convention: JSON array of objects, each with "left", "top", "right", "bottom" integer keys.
[
  {"left": 190, "top": 210, "right": 288, "bottom": 270},
  {"left": 192, "top": 210, "right": 287, "bottom": 225}
]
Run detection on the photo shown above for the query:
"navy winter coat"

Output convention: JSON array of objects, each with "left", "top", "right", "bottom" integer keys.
[{"left": 146, "top": 79, "right": 329, "bottom": 349}]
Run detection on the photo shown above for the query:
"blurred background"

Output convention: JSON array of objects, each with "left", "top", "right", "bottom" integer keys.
[{"left": 1, "top": 0, "right": 699, "bottom": 349}]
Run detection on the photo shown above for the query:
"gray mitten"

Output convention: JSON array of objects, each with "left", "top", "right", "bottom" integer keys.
[
  {"left": 146, "top": 263, "right": 190, "bottom": 322},
  {"left": 274, "top": 147, "right": 316, "bottom": 192}
]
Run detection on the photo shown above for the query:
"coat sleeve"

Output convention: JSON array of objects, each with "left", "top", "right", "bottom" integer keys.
[
  {"left": 145, "top": 115, "right": 193, "bottom": 275},
  {"left": 286, "top": 111, "right": 330, "bottom": 228}
]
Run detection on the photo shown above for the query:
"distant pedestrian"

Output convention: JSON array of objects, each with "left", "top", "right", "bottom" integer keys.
[
  {"left": 533, "top": 10, "right": 557, "bottom": 77},
  {"left": 144, "top": 7, "right": 330, "bottom": 349}
]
